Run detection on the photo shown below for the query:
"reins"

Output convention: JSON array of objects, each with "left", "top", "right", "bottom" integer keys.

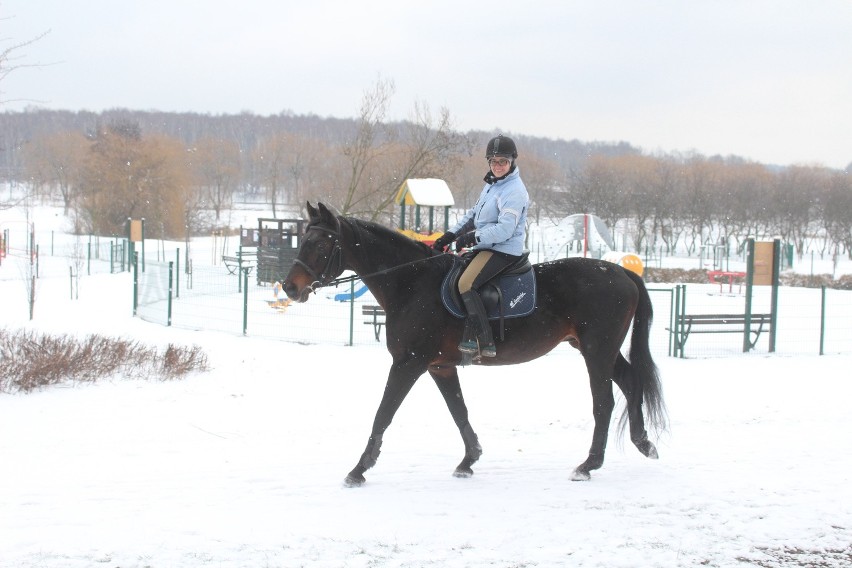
[
  {"left": 299, "top": 216, "right": 450, "bottom": 294},
  {"left": 326, "top": 255, "right": 447, "bottom": 288}
]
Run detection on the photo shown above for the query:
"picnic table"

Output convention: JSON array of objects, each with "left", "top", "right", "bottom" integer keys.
[{"left": 707, "top": 270, "right": 746, "bottom": 293}]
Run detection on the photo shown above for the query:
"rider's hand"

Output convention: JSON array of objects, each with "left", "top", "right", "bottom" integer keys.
[
  {"left": 431, "top": 231, "right": 456, "bottom": 251},
  {"left": 454, "top": 231, "right": 477, "bottom": 250}
]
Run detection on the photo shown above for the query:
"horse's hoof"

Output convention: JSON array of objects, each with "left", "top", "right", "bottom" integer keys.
[
  {"left": 570, "top": 468, "right": 591, "bottom": 481},
  {"left": 453, "top": 467, "right": 474, "bottom": 478},
  {"left": 343, "top": 474, "right": 366, "bottom": 487},
  {"left": 636, "top": 440, "right": 659, "bottom": 459}
]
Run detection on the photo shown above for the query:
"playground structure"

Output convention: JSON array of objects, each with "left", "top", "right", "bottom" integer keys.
[
  {"left": 540, "top": 213, "right": 615, "bottom": 260},
  {"left": 244, "top": 218, "right": 306, "bottom": 285},
  {"left": 540, "top": 213, "right": 646, "bottom": 277},
  {"left": 395, "top": 178, "right": 454, "bottom": 244}
]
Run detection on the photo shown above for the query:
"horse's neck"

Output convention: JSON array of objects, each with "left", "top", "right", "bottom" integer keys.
[
  {"left": 347, "top": 220, "right": 424, "bottom": 271},
  {"left": 345, "top": 219, "right": 438, "bottom": 307}
]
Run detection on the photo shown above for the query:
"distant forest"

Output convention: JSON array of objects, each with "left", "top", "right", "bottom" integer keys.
[{"left": 1, "top": 103, "right": 851, "bottom": 259}]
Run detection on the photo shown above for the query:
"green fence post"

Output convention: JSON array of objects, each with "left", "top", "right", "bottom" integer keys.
[
  {"left": 242, "top": 267, "right": 249, "bottom": 336},
  {"left": 819, "top": 286, "right": 827, "bottom": 356},
  {"left": 348, "top": 279, "right": 355, "bottom": 346},
  {"left": 141, "top": 218, "right": 146, "bottom": 273},
  {"left": 670, "top": 285, "right": 680, "bottom": 358},
  {"left": 167, "top": 261, "right": 173, "bottom": 327},
  {"left": 743, "top": 239, "right": 755, "bottom": 352},
  {"left": 133, "top": 252, "right": 138, "bottom": 316},
  {"left": 668, "top": 286, "right": 676, "bottom": 357},
  {"left": 676, "top": 284, "right": 687, "bottom": 358},
  {"left": 769, "top": 238, "right": 780, "bottom": 352},
  {"left": 175, "top": 248, "right": 180, "bottom": 299}
]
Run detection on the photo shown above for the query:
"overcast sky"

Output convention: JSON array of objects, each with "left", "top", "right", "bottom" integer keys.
[{"left": 2, "top": 0, "right": 850, "bottom": 169}]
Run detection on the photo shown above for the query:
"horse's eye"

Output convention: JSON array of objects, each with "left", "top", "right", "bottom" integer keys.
[{"left": 313, "top": 237, "right": 332, "bottom": 256}]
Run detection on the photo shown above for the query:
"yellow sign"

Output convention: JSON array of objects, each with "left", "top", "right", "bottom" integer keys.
[
  {"left": 129, "top": 219, "right": 143, "bottom": 242},
  {"left": 753, "top": 241, "right": 775, "bottom": 286}
]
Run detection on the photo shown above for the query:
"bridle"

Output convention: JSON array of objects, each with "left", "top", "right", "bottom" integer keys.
[
  {"left": 292, "top": 218, "right": 447, "bottom": 295},
  {"left": 291, "top": 224, "right": 344, "bottom": 293}
]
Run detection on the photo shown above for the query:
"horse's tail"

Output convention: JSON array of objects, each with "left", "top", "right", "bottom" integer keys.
[{"left": 623, "top": 270, "right": 668, "bottom": 436}]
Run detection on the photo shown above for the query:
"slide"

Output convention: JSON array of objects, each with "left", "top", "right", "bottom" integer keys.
[{"left": 334, "top": 282, "right": 369, "bottom": 302}]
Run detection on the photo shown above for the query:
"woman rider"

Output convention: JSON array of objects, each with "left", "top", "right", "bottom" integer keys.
[{"left": 432, "top": 134, "right": 529, "bottom": 358}]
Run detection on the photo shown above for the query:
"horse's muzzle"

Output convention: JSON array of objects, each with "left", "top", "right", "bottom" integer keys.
[{"left": 283, "top": 278, "right": 310, "bottom": 303}]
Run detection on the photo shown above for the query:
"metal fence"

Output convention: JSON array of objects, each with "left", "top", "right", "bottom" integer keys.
[
  {"left": 648, "top": 284, "right": 852, "bottom": 357},
  {"left": 134, "top": 260, "right": 852, "bottom": 356},
  {"left": 135, "top": 260, "right": 383, "bottom": 346},
  {"left": 0, "top": 236, "right": 131, "bottom": 281}
]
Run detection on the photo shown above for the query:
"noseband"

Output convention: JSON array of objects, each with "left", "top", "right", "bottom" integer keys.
[{"left": 292, "top": 224, "right": 344, "bottom": 293}]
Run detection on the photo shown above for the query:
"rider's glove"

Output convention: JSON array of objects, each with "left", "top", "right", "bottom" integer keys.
[
  {"left": 431, "top": 231, "right": 456, "bottom": 251},
  {"left": 454, "top": 231, "right": 478, "bottom": 251}
]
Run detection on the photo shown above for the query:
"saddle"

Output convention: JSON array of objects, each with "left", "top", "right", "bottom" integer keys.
[{"left": 440, "top": 253, "right": 537, "bottom": 337}]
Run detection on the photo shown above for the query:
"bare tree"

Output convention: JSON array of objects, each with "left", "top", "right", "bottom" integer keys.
[
  {"left": 335, "top": 79, "right": 471, "bottom": 221},
  {"left": 190, "top": 137, "right": 240, "bottom": 222},
  {"left": 0, "top": 10, "right": 49, "bottom": 209},
  {"left": 21, "top": 130, "right": 89, "bottom": 216},
  {"left": 0, "top": 13, "right": 49, "bottom": 105},
  {"left": 338, "top": 78, "right": 396, "bottom": 215},
  {"left": 79, "top": 122, "right": 191, "bottom": 237}
]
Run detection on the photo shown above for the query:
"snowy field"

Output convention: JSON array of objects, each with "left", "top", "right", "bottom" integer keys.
[{"left": 2, "top": 204, "right": 852, "bottom": 567}]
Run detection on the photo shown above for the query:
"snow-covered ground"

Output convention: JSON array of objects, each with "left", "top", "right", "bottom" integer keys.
[{"left": 2, "top": 203, "right": 851, "bottom": 567}]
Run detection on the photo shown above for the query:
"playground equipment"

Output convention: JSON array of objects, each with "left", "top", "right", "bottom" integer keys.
[
  {"left": 266, "top": 281, "right": 291, "bottom": 311},
  {"left": 395, "top": 178, "right": 454, "bottom": 243},
  {"left": 540, "top": 213, "right": 615, "bottom": 261},
  {"left": 602, "top": 251, "right": 644, "bottom": 277},
  {"left": 333, "top": 281, "right": 370, "bottom": 302},
  {"left": 249, "top": 218, "right": 306, "bottom": 285},
  {"left": 541, "top": 213, "right": 645, "bottom": 276}
]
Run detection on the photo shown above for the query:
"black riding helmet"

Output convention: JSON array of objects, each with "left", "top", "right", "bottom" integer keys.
[{"left": 485, "top": 135, "right": 518, "bottom": 160}]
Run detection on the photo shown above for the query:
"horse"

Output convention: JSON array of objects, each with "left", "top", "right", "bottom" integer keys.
[{"left": 284, "top": 202, "right": 666, "bottom": 486}]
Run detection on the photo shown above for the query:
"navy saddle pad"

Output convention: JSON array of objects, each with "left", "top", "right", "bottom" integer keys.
[{"left": 440, "top": 255, "right": 537, "bottom": 320}]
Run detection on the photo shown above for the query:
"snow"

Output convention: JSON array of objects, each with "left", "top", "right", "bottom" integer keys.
[{"left": 2, "top": 204, "right": 852, "bottom": 567}]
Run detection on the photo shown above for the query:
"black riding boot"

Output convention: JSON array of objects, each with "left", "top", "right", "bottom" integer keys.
[{"left": 459, "top": 291, "right": 496, "bottom": 357}]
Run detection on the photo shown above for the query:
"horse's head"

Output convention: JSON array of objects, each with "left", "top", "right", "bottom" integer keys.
[{"left": 284, "top": 202, "right": 344, "bottom": 303}]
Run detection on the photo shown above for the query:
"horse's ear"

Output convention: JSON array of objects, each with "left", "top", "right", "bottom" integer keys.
[
  {"left": 317, "top": 203, "right": 340, "bottom": 233},
  {"left": 306, "top": 202, "right": 319, "bottom": 222},
  {"left": 317, "top": 202, "right": 338, "bottom": 227}
]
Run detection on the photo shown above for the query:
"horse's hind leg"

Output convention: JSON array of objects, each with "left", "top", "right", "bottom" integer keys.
[
  {"left": 344, "top": 359, "right": 423, "bottom": 487},
  {"left": 572, "top": 355, "right": 616, "bottom": 481},
  {"left": 429, "top": 365, "right": 482, "bottom": 478},
  {"left": 612, "top": 354, "right": 658, "bottom": 459}
]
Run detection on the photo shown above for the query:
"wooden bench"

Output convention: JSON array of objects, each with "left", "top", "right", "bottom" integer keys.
[
  {"left": 363, "top": 305, "right": 386, "bottom": 341},
  {"left": 222, "top": 250, "right": 257, "bottom": 275},
  {"left": 673, "top": 313, "right": 771, "bottom": 354}
]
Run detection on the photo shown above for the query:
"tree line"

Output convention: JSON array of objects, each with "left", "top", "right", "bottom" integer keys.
[{"left": 2, "top": 83, "right": 850, "bottom": 259}]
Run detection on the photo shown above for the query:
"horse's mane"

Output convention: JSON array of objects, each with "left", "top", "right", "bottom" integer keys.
[{"left": 344, "top": 216, "right": 439, "bottom": 258}]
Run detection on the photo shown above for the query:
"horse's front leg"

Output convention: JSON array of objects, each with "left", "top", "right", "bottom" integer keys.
[
  {"left": 572, "top": 357, "right": 616, "bottom": 481},
  {"left": 344, "top": 358, "right": 426, "bottom": 487},
  {"left": 428, "top": 364, "right": 482, "bottom": 478}
]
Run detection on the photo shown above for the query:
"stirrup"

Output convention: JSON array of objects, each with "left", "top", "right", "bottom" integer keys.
[{"left": 479, "top": 342, "right": 497, "bottom": 357}]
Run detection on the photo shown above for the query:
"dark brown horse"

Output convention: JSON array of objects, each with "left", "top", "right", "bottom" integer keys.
[{"left": 284, "top": 202, "right": 666, "bottom": 486}]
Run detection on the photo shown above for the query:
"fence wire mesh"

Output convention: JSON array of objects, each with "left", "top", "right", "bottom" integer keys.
[{"left": 134, "top": 263, "right": 852, "bottom": 356}]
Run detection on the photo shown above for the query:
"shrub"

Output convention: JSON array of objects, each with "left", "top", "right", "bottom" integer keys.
[
  {"left": 643, "top": 267, "right": 852, "bottom": 290},
  {"left": 0, "top": 329, "right": 209, "bottom": 393}
]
